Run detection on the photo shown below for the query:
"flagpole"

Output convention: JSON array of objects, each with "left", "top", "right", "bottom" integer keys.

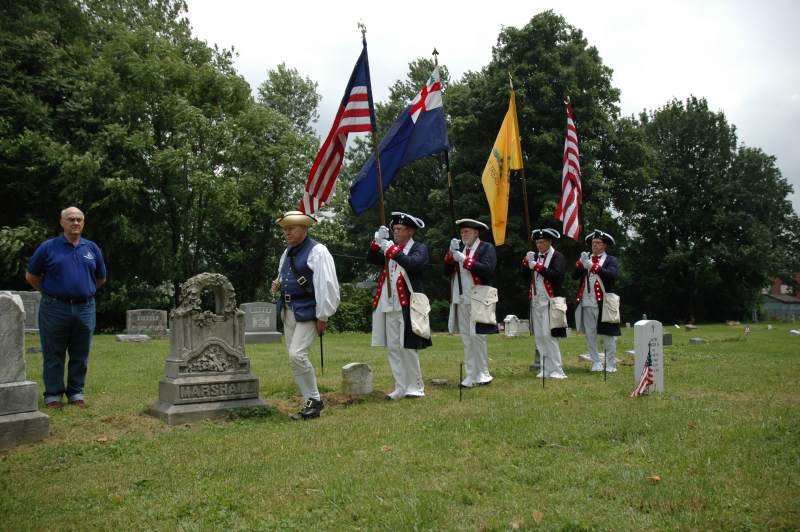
[
  {"left": 437, "top": 50, "right": 463, "bottom": 300},
  {"left": 510, "top": 74, "right": 532, "bottom": 244},
  {"left": 360, "top": 22, "right": 390, "bottom": 296}
]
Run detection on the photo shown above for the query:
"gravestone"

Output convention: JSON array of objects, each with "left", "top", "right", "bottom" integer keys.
[
  {"left": 240, "top": 302, "right": 282, "bottom": 344},
  {"left": 689, "top": 337, "right": 706, "bottom": 345},
  {"left": 0, "top": 293, "right": 48, "bottom": 449},
  {"left": 341, "top": 363, "right": 373, "bottom": 395},
  {"left": 503, "top": 315, "right": 520, "bottom": 337},
  {"left": 148, "top": 273, "right": 266, "bottom": 425},
  {"left": 126, "top": 309, "right": 168, "bottom": 336},
  {"left": 7, "top": 291, "right": 40, "bottom": 332},
  {"left": 633, "top": 319, "right": 664, "bottom": 393},
  {"left": 116, "top": 334, "right": 151, "bottom": 342},
  {"left": 662, "top": 332, "right": 673, "bottom": 346}
]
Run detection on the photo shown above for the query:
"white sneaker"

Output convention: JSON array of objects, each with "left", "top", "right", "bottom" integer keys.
[
  {"left": 606, "top": 366, "right": 617, "bottom": 373},
  {"left": 591, "top": 363, "right": 604, "bottom": 372}
]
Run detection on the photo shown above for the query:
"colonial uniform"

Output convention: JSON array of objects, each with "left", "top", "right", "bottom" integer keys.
[
  {"left": 573, "top": 229, "right": 621, "bottom": 372},
  {"left": 367, "top": 212, "right": 430, "bottom": 399},
  {"left": 523, "top": 228, "right": 567, "bottom": 379},
  {"left": 443, "top": 218, "right": 497, "bottom": 387},
  {"left": 275, "top": 211, "right": 340, "bottom": 417}
]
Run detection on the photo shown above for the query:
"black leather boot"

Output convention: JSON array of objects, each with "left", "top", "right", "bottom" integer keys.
[{"left": 290, "top": 398, "right": 323, "bottom": 420}]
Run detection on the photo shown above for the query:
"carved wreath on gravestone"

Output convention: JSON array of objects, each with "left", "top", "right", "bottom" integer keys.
[
  {"left": 186, "top": 345, "right": 238, "bottom": 373},
  {"left": 172, "top": 273, "right": 238, "bottom": 328}
]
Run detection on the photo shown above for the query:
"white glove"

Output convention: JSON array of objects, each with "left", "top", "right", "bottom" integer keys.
[
  {"left": 449, "top": 238, "right": 461, "bottom": 252},
  {"left": 580, "top": 251, "right": 591, "bottom": 269},
  {"left": 452, "top": 250, "right": 466, "bottom": 263},
  {"left": 526, "top": 251, "right": 536, "bottom": 266},
  {"left": 377, "top": 225, "right": 390, "bottom": 240},
  {"left": 379, "top": 239, "right": 393, "bottom": 254}
]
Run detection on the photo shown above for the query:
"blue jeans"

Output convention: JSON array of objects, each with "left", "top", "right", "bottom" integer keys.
[{"left": 38, "top": 295, "right": 96, "bottom": 403}]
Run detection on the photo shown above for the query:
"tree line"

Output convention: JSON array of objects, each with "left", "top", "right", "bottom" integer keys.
[{"left": 2, "top": 1, "right": 797, "bottom": 329}]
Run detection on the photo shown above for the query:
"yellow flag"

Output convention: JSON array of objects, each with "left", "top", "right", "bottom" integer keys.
[{"left": 481, "top": 90, "right": 523, "bottom": 245}]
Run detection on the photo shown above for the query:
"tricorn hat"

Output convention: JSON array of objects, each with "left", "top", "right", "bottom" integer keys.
[
  {"left": 531, "top": 228, "right": 561, "bottom": 241},
  {"left": 585, "top": 229, "right": 615, "bottom": 246},
  {"left": 455, "top": 218, "right": 489, "bottom": 231},
  {"left": 276, "top": 210, "right": 317, "bottom": 227},
  {"left": 390, "top": 212, "right": 425, "bottom": 229}
]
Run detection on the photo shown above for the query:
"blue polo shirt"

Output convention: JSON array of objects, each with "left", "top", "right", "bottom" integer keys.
[{"left": 28, "top": 236, "right": 107, "bottom": 299}]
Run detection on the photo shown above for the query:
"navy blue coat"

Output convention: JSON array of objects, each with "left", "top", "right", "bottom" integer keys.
[
  {"left": 573, "top": 254, "right": 622, "bottom": 336},
  {"left": 367, "top": 240, "right": 432, "bottom": 350},
  {"left": 444, "top": 241, "right": 498, "bottom": 335}
]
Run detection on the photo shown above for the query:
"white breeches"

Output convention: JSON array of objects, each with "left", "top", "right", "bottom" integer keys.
[
  {"left": 531, "top": 301, "right": 566, "bottom": 378},
  {"left": 383, "top": 310, "right": 424, "bottom": 396},
  {"left": 457, "top": 303, "right": 492, "bottom": 386},
  {"left": 580, "top": 306, "right": 617, "bottom": 369},
  {"left": 282, "top": 308, "right": 320, "bottom": 401}
]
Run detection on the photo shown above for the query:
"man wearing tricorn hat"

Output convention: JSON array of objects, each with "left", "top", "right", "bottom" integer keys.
[
  {"left": 573, "top": 229, "right": 621, "bottom": 372},
  {"left": 272, "top": 211, "right": 340, "bottom": 420},
  {"left": 444, "top": 218, "right": 497, "bottom": 387},
  {"left": 367, "top": 212, "right": 430, "bottom": 400},
  {"left": 523, "top": 228, "right": 568, "bottom": 378}
]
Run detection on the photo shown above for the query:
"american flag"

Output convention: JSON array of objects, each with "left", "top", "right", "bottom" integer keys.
[
  {"left": 630, "top": 347, "right": 654, "bottom": 397},
  {"left": 555, "top": 101, "right": 582, "bottom": 240},
  {"left": 299, "top": 40, "right": 376, "bottom": 214}
]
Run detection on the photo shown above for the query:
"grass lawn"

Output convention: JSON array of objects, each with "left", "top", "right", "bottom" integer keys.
[{"left": 1, "top": 322, "right": 798, "bottom": 530}]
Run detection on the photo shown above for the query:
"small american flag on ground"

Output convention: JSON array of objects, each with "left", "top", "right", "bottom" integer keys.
[
  {"left": 555, "top": 101, "right": 582, "bottom": 240},
  {"left": 630, "top": 347, "right": 654, "bottom": 397},
  {"left": 299, "top": 39, "right": 376, "bottom": 214}
]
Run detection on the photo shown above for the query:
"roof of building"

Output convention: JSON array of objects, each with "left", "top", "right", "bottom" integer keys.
[{"left": 766, "top": 293, "right": 800, "bottom": 304}]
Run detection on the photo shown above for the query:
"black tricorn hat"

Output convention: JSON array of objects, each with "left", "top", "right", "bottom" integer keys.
[
  {"left": 455, "top": 218, "right": 489, "bottom": 231},
  {"left": 585, "top": 229, "right": 615, "bottom": 246},
  {"left": 531, "top": 228, "right": 561, "bottom": 241},
  {"left": 390, "top": 211, "right": 425, "bottom": 229}
]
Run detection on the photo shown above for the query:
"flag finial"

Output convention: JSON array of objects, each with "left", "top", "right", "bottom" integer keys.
[
  {"left": 508, "top": 72, "right": 514, "bottom": 91},
  {"left": 432, "top": 48, "right": 439, "bottom": 66},
  {"left": 357, "top": 21, "right": 366, "bottom": 42}
]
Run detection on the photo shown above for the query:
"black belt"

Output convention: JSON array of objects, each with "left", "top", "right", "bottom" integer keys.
[
  {"left": 283, "top": 292, "right": 314, "bottom": 303},
  {"left": 45, "top": 294, "right": 93, "bottom": 304}
]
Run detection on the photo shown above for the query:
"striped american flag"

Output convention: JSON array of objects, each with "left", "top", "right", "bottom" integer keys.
[
  {"left": 299, "top": 41, "right": 376, "bottom": 214},
  {"left": 630, "top": 348, "right": 654, "bottom": 397},
  {"left": 555, "top": 102, "right": 582, "bottom": 240}
]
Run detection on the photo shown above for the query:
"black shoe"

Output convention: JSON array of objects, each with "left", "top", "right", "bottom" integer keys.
[{"left": 291, "top": 398, "right": 323, "bottom": 420}]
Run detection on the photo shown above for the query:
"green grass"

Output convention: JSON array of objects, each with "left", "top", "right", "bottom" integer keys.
[{"left": 1, "top": 323, "right": 798, "bottom": 530}]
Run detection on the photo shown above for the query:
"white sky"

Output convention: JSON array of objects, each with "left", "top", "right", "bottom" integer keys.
[{"left": 185, "top": 0, "right": 800, "bottom": 214}]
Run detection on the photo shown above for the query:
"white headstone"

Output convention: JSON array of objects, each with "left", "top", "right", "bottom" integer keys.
[
  {"left": 503, "top": 315, "right": 520, "bottom": 337},
  {"left": 341, "top": 363, "right": 373, "bottom": 395},
  {"left": 633, "top": 319, "right": 664, "bottom": 393}
]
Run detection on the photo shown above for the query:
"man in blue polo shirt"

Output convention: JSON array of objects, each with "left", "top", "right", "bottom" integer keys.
[{"left": 25, "top": 207, "right": 107, "bottom": 409}]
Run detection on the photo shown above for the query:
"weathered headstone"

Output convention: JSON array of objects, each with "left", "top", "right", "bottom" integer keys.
[
  {"left": 6, "top": 291, "right": 40, "bottom": 332},
  {"left": 240, "top": 302, "right": 282, "bottom": 344},
  {"left": 503, "top": 315, "right": 520, "bottom": 337},
  {"left": 662, "top": 333, "right": 673, "bottom": 346},
  {"left": 126, "top": 309, "right": 168, "bottom": 336},
  {"left": 341, "top": 363, "right": 373, "bottom": 395},
  {"left": 148, "top": 273, "right": 266, "bottom": 425},
  {"left": 633, "top": 319, "right": 664, "bottom": 393},
  {"left": 689, "top": 337, "right": 705, "bottom": 345},
  {"left": 116, "top": 334, "right": 152, "bottom": 342},
  {"left": 0, "top": 293, "right": 48, "bottom": 449}
]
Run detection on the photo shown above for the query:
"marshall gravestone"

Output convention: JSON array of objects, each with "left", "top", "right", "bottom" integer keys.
[
  {"left": 148, "top": 273, "right": 266, "bottom": 424},
  {"left": 0, "top": 293, "right": 48, "bottom": 449},
  {"left": 241, "top": 302, "right": 281, "bottom": 344}
]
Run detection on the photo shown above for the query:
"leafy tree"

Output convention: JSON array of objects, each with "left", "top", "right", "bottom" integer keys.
[{"left": 622, "top": 97, "right": 796, "bottom": 322}]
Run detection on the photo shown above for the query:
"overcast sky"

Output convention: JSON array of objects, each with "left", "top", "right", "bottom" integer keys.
[{"left": 185, "top": 0, "right": 800, "bottom": 213}]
